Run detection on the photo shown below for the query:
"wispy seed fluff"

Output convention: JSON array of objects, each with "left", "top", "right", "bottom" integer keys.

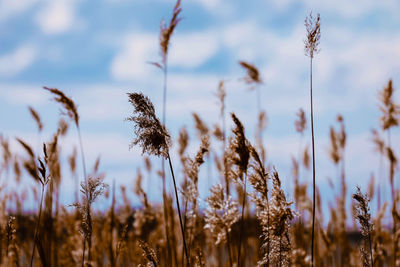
[
  {"left": 126, "top": 92, "right": 171, "bottom": 158},
  {"left": 204, "top": 184, "right": 239, "bottom": 245},
  {"left": 259, "top": 170, "right": 294, "bottom": 267}
]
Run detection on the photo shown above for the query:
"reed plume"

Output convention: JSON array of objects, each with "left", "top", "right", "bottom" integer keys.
[
  {"left": 126, "top": 92, "right": 189, "bottom": 266},
  {"left": 151, "top": 3, "right": 182, "bottom": 263},
  {"left": 228, "top": 113, "right": 250, "bottom": 267},
  {"left": 43, "top": 87, "right": 79, "bottom": 127},
  {"left": 28, "top": 106, "right": 43, "bottom": 132},
  {"left": 378, "top": 80, "right": 399, "bottom": 199},
  {"left": 329, "top": 115, "right": 348, "bottom": 265},
  {"left": 138, "top": 240, "right": 159, "bottom": 267},
  {"left": 181, "top": 136, "right": 209, "bottom": 261},
  {"left": 159, "top": 0, "right": 182, "bottom": 68},
  {"left": 239, "top": 61, "right": 263, "bottom": 127},
  {"left": 204, "top": 183, "right": 239, "bottom": 265},
  {"left": 215, "top": 81, "right": 230, "bottom": 195},
  {"left": 377, "top": 79, "right": 399, "bottom": 265},
  {"left": 353, "top": 186, "right": 373, "bottom": 267},
  {"left": 72, "top": 176, "right": 107, "bottom": 266},
  {"left": 126, "top": 92, "right": 170, "bottom": 158},
  {"left": 266, "top": 170, "right": 294, "bottom": 267},
  {"left": 247, "top": 145, "right": 270, "bottom": 266},
  {"left": 16, "top": 139, "right": 49, "bottom": 266},
  {"left": 304, "top": 12, "right": 321, "bottom": 266},
  {"left": 43, "top": 87, "right": 88, "bottom": 207}
]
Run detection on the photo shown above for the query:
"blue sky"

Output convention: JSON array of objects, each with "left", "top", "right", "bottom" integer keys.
[{"left": 1, "top": 0, "right": 400, "bottom": 224}]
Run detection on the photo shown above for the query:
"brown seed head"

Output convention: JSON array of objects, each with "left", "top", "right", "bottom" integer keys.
[
  {"left": 126, "top": 92, "right": 171, "bottom": 158},
  {"left": 239, "top": 61, "right": 262, "bottom": 87},
  {"left": 44, "top": 86, "right": 79, "bottom": 127},
  {"left": 304, "top": 12, "right": 321, "bottom": 58},
  {"left": 159, "top": 0, "right": 182, "bottom": 65},
  {"left": 28, "top": 106, "right": 43, "bottom": 132},
  {"left": 295, "top": 108, "right": 306, "bottom": 134},
  {"left": 378, "top": 79, "right": 400, "bottom": 130},
  {"left": 229, "top": 113, "right": 250, "bottom": 179}
]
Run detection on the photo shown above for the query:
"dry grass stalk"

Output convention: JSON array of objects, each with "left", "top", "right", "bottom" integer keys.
[
  {"left": 127, "top": 92, "right": 189, "bottom": 266},
  {"left": 27, "top": 143, "right": 50, "bottom": 267},
  {"left": 377, "top": 79, "right": 400, "bottom": 265},
  {"left": 72, "top": 176, "right": 107, "bottom": 266},
  {"left": 181, "top": 136, "right": 209, "bottom": 258},
  {"left": 43, "top": 86, "right": 89, "bottom": 216},
  {"left": 215, "top": 80, "right": 230, "bottom": 196},
  {"left": 239, "top": 61, "right": 263, "bottom": 115},
  {"left": 304, "top": 12, "right": 321, "bottom": 266},
  {"left": 248, "top": 145, "right": 270, "bottom": 266},
  {"left": 353, "top": 186, "right": 373, "bottom": 267},
  {"left": 264, "top": 170, "right": 294, "bottom": 267},
  {"left": 154, "top": 4, "right": 183, "bottom": 262},
  {"left": 228, "top": 113, "right": 250, "bottom": 267}
]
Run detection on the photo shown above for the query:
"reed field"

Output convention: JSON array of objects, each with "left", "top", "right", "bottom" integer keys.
[{"left": 1, "top": 0, "right": 400, "bottom": 266}]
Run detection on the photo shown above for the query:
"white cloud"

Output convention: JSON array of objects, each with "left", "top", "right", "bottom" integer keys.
[
  {"left": 110, "top": 33, "right": 158, "bottom": 81},
  {"left": 192, "top": 0, "right": 233, "bottom": 15},
  {"left": 169, "top": 32, "right": 219, "bottom": 68},
  {"left": 0, "top": 45, "right": 36, "bottom": 77},
  {"left": 35, "top": 0, "right": 77, "bottom": 35},
  {"left": 110, "top": 31, "right": 220, "bottom": 81},
  {"left": 267, "top": 0, "right": 399, "bottom": 19}
]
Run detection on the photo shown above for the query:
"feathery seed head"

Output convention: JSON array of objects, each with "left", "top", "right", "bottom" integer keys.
[
  {"left": 28, "top": 106, "right": 43, "bottom": 132},
  {"left": 353, "top": 186, "right": 373, "bottom": 237},
  {"left": 295, "top": 108, "right": 306, "bottom": 134},
  {"left": 44, "top": 86, "right": 79, "bottom": 127},
  {"left": 304, "top": 12, "right": 321, "bottom": 58},
  {"left": 126, "top": 92, "right": 171, "bottom": 158},
  {"left": 379, "top": 79, "right": 400, "bottom": 130},
  {"left": 193, "top": 113, "right": 209, "bottom": 138},
  {"left": 229, "top": 113, "right": 250, "bottom": 179},
  {"left": 204, "top": 184, "right": 240, "bottom": 245},
  {"left": 159, "top": 0, "right": 182, "bottom": 65},
  {"left": 178, "top": 126, "right": 189, "bottom": 157},
  {"left": 239, "top": 61, "right": 262, "bottom": 87}
]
